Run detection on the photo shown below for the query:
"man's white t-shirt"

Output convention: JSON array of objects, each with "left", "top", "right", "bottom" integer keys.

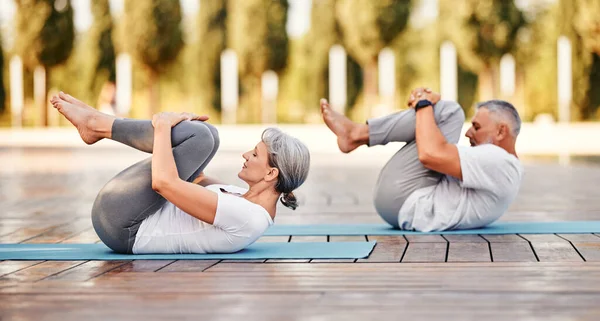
[
  {"left": 398, "top": 144, "right": 524, "bottom": 232},
  {"left": 132, "top": 184, "right": 273, "bottom": 254}
]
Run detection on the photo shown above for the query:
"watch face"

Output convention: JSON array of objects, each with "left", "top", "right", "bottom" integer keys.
[{"left": 417, "top": 100, "right": 431, "bottom": 108}]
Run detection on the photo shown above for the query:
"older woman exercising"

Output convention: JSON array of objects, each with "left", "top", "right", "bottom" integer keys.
[{"left": 50, "top": 92, "right": 310, "bottom": 254}]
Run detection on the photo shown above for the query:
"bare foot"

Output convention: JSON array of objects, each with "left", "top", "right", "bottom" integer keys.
[
  {"left": 50, "top": 97, "right": 105, "bottom": 145},
  {"left": 320, "top": 98, "right": 366, "bottom": 153}
]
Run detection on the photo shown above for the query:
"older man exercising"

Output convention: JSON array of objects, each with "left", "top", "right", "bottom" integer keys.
[{"left": 320, "top": 87, "right": 523, "bottom": 231}]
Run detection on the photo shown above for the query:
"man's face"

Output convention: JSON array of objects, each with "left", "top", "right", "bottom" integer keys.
[{"left": 465, "top": 108, "right": 498, "bottom": 147}]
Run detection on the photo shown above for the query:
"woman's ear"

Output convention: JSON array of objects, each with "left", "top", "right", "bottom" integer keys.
[{"left": 264, "top": 167, "right": 279, "bottom": 183}]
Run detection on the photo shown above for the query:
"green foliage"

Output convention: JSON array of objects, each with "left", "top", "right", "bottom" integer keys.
[
  {"left": 335, "top": 0, "right": 411, "bottom": 65},
  {"left": 14, "top": 0, "right": 75, "bottom": 70},
  {"left": 197, "top": 0, "right": 227, "bottom": 112},
  {"left": 575, "top": 0, "right": 600, "bottom": 56},
  {"left": 227, "top": 0, "right": 289, "bottom": 122},
  {"left": 124, "top": 0, "right": 184, "bottom": 72},
  {"left": 444, "top": 0, "right": 527, "bottom": 72}
]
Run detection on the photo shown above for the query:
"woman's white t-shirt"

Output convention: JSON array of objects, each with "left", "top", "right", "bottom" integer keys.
[{"left": 132, "top": 184, "right": 273, "bottom": 254}]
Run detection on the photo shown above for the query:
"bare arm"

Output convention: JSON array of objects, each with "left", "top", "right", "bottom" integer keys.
[
  {"left": 414, "top": 94, "right": 463, "bottom": 181},
  {"left": 151, "top": 115, "right": 218, "bottom": 224}
]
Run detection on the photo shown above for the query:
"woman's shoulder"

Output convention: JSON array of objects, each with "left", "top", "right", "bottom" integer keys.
[{"left": 205, "top": 184, "right": 248, "bottom": 194}]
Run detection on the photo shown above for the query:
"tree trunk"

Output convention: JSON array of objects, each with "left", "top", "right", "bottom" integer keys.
[
  {"left": 478, "top": 66, "right": 493, "bottom": 101},
  {"left": 363, "top": 58, "right": 378, "bottom": 118},
  {"left": 34, "top": 65, "right": 47, "bottom": 127},
  {"left": 148, "top": 68, "right": 159, "bottom": 117}
]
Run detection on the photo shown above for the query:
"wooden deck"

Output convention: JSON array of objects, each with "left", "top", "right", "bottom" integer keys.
[{"left": 2, "top": 147, "right": 600, "bottom": 320}]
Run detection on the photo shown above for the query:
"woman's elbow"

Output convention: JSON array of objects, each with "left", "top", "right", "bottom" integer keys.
[{"left": 152, "top": 176, "right": 174, "bottom": 192}]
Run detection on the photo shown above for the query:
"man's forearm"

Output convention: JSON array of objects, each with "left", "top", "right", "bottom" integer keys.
[
  {"left": 151, "top": 122, "right": 179, "bottom": 190},
  {"left": 415, "top": 106, "right": 448, "bottom": 159}
]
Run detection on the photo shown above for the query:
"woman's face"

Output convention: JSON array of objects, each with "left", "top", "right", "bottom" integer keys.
[{"left": 238, "top": 141, "right": 278, "bottom": 185}]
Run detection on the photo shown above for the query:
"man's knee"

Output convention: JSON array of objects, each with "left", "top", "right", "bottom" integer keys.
[{"left": 436, "top": 100, "right": 466, "bottom": 123}]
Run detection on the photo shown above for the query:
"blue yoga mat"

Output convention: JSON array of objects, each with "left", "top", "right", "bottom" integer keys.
[
  {"left": 0, "top": 242, "right": 376, "bottom": 261},
  {"left": 264, "top": 221, "right": 600, "bottom": 236}
]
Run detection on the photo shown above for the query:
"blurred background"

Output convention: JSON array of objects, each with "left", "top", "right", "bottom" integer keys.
[{"left": 0, "top": 0, "right": 599, "bottom": 128}]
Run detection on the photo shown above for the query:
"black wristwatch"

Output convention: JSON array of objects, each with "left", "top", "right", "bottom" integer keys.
[{"left": 415, "top": 99, "right": 433, "bottom": 111}]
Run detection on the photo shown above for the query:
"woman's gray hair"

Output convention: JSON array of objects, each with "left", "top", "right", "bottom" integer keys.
[
  {"left": 261, "top": 127, "right": 310, "bottom": 210},
  {"left": 477, "top": 100, "right": 522, "bottom": 137}
]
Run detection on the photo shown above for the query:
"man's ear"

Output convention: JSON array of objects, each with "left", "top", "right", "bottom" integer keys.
[
  {"left": 264, "top": 167, "right": 279, "bottom": 183},
  {"left": 497, "top": 123, "right": 509, "bottom": 140}
]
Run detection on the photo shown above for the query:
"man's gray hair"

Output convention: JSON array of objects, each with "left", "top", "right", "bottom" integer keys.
[
  {"left": 476, "top": 100, "right": 522, "bottom": 137},
  {"left": 261, "top": 128, "right": 310, "bottom": 210}
]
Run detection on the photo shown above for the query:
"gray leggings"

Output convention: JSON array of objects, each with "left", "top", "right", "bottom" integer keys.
[
  {"left": 91, "top": 119, "right": 220, "bottom": 254},
  {"left": 368, "top": 101, "right": 465, "bottom": 228}
]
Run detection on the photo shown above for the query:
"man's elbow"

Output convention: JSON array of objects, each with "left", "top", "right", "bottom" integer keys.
[
  {"left": 419, "top": 152, "right": 432, "bottom": 169},
  {"left": 418, "top": 149, "right": 440, "bottom": 169}
]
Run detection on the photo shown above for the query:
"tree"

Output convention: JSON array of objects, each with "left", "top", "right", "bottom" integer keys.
[
  {"left": 84, "top": 0, "right": 116, "bottom": 104},
  {"left": 196, "top": 0, "right": 227, "bottom": 114},
  {"left": 335, "top": 0, "right": 412, "bottom": 114},
  {"left": 575, "top": 0, "right": 600, "bottom": 56},
  {"left": 440, "top": 0, "right": 527, "bottom": 100},
  {"left": 124, "top": 0, "right": 184, "bottom": 115},
  {"left": 14, "top": 0, "right": 75, "bottom": 125},
  {"left": 227, "top": 0, "right": 289, "bottom": 122}
]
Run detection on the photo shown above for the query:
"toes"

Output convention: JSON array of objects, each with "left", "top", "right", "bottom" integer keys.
[{"left": 58, "top": 91, "right": 69, "bottom": 101}]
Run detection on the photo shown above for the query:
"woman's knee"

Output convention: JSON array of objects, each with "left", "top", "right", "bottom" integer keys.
[
  {"left": 373, "top": 184, "right": 401, "bottom": 228},
  {"left": 178, "top": 121, "right": 216, "bottom": 154},
  {"left": 203, "top": 122, "right": 220, "bottom": 152}
]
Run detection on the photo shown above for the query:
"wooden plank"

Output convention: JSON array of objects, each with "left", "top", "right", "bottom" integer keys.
[
  {"left": 481, "top": 234, "right": 528, "bottom": 243},
  {"left": 358, "top": 236, "right": 406, "bottom": 263},
  {"left": 520, "top": 235, "right": 584, "bottom": 262},
  {"left": 520, "top": 234, "right": 568, "bottom": 242},
  {"left": 43, "top": 261, "right": 130, "bottom": 281},
  {"left": 445, "top": 235, "right": 490, "bottom": 262},
  {"left": 105, "top": 260, "right": 175, "bottom": 273},
  {"left": 571, "top": 243, "right": 600, "bottom": 262},
  {"left": 60, "top": 227, "right": 101, "bottom": 244},
  {"left": 0, "top": 225, "right": 65, "bottom": 243},
  {"left": 312, "top": 236, "right": 366, "bottom": 263},
  {"left": 0, "top": 261, "right": 83, "bottom": 282},
  {"left": 0, "top": 261, "right": 44, "bottom": 277},
  {"left": 488, "top": 242, "right": 537, "bottom": 262},
  {"left": 402, "top": 235, "right": 447, "bottom": 263},
  {"left": 558, "top": 234, "right": 600, "bottom": 242},
  {"left": 23, "top": 220, "right": 91, "bottom": 244},
  {"left": 482, "top": 234, "right": 537, "bottom": 262},
  {"left": 404, "top": 235, "right": 446, "bottom": 243},
  {"left": 559, "top": 234, "right": 600, "bottom": 262},
  {"left": 157, "top": 260, "right": 220, "bottom": 272},
  {"left": 446, "top": 236, "right": 491, "bottom": 263},
  {"left": 443, "top": 235, "right": 487, "bottom": 243}
]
